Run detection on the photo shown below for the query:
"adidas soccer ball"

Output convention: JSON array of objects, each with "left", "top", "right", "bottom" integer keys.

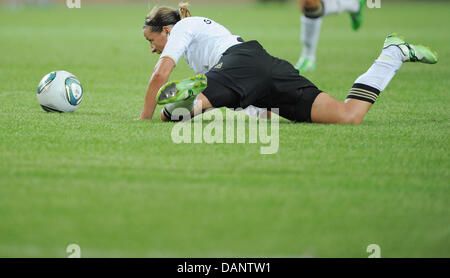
[{"left": 37, "top": 71, "right": 83, "bottom": 113}]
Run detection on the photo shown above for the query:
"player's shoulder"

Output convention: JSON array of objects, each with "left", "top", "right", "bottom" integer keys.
[
  {"left": 178, "top": 16, "right": 214, "bottom": 24},
  {"left": 173, "top": 16, "right": 216, "bottom": 30}
]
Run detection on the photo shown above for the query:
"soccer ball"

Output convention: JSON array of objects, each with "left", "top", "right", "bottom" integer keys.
[{"left": 37, "top": 70, "right": 83, "bottom": 113}]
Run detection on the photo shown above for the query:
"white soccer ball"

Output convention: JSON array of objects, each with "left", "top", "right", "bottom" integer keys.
[{"left": 37, "top": 70, "right": 84, "bottom": 113}]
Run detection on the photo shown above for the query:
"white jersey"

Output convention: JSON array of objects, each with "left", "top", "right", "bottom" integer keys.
[
  {"left": 160, "top": 16, "right": 264, "bottom": 118},
  {"left": 160, "top": 16, "right": 241, "bottom": 75}
]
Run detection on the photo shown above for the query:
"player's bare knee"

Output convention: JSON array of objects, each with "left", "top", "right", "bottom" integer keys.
[
  {"left": 303, "top": 0, "right": 324, "bottom": 18},
  {"left": 303, "top": 0, "right": 321, "bottom": 9}
]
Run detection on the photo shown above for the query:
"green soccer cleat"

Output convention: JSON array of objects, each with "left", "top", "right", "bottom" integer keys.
[
  {"left": 383, "top": 33, "right": 438, "bottom": 64},
  {"left": 350, "top": 0, "right": 365, "bottom": 31},
  {"left": 156, "top": 74, "right": 207, "bottom": 105},
  {"left": 295, "top": 57, "right": 316, "bottom": 73}
]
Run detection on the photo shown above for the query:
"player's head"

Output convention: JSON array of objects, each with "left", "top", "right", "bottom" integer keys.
[{"left": 142, "top": 2, "right": 191, "bottom": 54}]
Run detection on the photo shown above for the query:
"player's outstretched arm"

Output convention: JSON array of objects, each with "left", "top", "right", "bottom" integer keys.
[{"left": 140, "top": 57, "right": 175, "bottom": 120}]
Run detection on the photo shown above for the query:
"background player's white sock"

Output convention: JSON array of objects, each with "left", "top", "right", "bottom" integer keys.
[
  {"left": 323, "top": 0, "right": 360, "bottom": 16},
  {"left": 300, "top": 15, "right": 322, "bottom": 62},
  {"left": 347, "top": 46, "right": 404, "bottom": 103}
]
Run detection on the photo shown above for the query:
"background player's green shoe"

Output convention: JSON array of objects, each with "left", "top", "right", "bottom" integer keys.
[
  {"left": 383, "top": 33, "right": 438, "bottom": 64},
  {"left": 350, "top": 0, "right": 364, "bottom": 31},
  {"left": 295, "top": 57, "right": 316, "bottom": 73},
  {"left": 156, "top": 74, "right": 207, "bottom": 105}
]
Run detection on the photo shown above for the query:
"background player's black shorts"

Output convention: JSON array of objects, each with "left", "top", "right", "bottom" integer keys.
[{"left": 203, "top": 40, "right": 322, "bottom": 122}]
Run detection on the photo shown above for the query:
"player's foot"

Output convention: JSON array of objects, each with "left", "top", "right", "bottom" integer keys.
[
  {"left": 350, "top": 0, "right": 364, "bottom": 31},
  {"left": 295, "top": 57, "right": 316, "bottom": 73},
  {"left": 383, "top": 33, "right": 438, "bottom": 64},
  {"left": 162, "top": 97, "right": 196, "bottom": 122},
  {"left": 156, "top": 74, "right": 207, "bottom": 105}
]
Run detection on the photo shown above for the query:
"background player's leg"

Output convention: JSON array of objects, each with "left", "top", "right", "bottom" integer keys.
[
  {"left": 296, "top": 0, "right": 323, "bottom": 72},
  {"left": 297, "top": 15, "right": 322, "bottom": 72},
  {"left": 296, "top": 0, "right": 361, "bottom": 72}
]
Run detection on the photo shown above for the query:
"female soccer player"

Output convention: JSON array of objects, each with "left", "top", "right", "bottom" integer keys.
[{"left": 139, "top": 2, "right": 437, "bottom": 124}]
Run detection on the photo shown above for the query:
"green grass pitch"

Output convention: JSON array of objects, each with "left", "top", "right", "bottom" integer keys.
[{"left": 0, "top": 1, "right": 449, "bottom": 257}]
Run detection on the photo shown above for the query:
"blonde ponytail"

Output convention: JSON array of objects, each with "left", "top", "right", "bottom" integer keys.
[{"left": 178, "top": 2, "right": 191, "bottom": 19}]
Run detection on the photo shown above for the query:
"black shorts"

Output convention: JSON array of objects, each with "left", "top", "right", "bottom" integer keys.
[
  {"left": 203, "top": 40, "right": 322, "bottom": 122},
  {"left": 203, "top": 79, "right": 321, "bottom": 122}
]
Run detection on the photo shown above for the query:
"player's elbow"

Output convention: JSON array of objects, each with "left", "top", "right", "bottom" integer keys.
[
  {"left": 152, "top": 57, "right": 175, "bottom": 82},
  {"left": 152, "top": 72, "right": 168, "bottom": 83}
]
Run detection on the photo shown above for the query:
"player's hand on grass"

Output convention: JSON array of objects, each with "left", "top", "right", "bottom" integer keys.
[{"left": 139, "top": 111, "right": 152, "bottom": 120}]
